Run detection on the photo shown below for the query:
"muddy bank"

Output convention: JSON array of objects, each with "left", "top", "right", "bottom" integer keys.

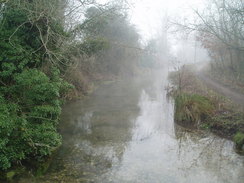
[{"left": 169, "top": 65, "right": 244, "bottom": 154}]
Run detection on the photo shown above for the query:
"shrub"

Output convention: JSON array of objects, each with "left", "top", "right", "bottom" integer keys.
[
  {"left": 0, "top": 69, "right": 70, "bottom": 170},
  {"left": 175, "top": 93, "right": 214, "bottom": 124},
  {"left": 233, "top": 132, "right": 244, "bottom": 151},
  {"left": 0, "top": 0, "right": 72, "bottom": 171}
]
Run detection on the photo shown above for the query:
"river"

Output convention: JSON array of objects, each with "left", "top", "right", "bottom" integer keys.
[{"left": 19, "top": 69, "right": 244, "bottom": 183}]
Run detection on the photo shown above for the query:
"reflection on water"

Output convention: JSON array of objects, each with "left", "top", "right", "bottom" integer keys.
[{"left": 19, "top": 70, "right": 244, "bottom": 183}]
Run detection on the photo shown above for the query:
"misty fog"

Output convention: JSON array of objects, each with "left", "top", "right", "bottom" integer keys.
[{"left": 0, "top": 0, "right": 243, "bottom": 182}]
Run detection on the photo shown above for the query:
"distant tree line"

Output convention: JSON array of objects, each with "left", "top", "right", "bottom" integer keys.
[
  {"left": 176, "top": 0, "right": 244, "bottom": 82},
  {"left": 197, "top": 0, "right": 244, "bottom": 81}
]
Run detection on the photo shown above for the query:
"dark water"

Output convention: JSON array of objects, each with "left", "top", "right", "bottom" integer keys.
[{"left": 19, "top": 70, "right": 244, "bottom": 183}]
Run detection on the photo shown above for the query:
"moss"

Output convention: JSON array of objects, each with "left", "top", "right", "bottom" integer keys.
[
  {"left": 34, "top": 159, "right": 52, "bottom": 177},
  {"left": 6, "top": 171, "right": 16, "bottom": 181},
  {"left": 27, "top": 148, "right": 59, "bottom": 177},
  {"left": 200, "top": 123, "right": 210, "bottom": 130},
  {"left": 233, "top": 132, "right": 244, "bottom": 152},
  {"left": 0, "top": 167, "right": 26, "bottom": 182}
]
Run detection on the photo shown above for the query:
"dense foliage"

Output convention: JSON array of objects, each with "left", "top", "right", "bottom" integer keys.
[
  {"left": 0, "top": 0, "right": 70, "bottom": 170},
  {"left": 0, "top": 0, "right": 142, "bottom": 171}
]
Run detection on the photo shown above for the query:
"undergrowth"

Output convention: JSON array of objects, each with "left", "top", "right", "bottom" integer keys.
[
  {"left": 170, "top": 66, "right": 244, "bottom": 154},
  {"left": 175, "top": 93, "right": 214, "bottom": 126},
  {"left": 233, "top": 132, "right": 244, "bottom": 152}
]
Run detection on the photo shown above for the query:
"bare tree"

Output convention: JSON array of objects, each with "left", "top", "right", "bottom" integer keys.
[{"left": 173, "top": 0, "right": 244, "bottom": 81}]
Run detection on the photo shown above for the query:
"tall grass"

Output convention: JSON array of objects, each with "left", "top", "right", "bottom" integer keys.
[{"left": 175, "top": 93, "right": 214, "bottom": 125}]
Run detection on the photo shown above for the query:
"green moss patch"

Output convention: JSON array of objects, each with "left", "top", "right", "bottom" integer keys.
[{"left": 233, "top": 132, "right": 244, "bottom": 153}]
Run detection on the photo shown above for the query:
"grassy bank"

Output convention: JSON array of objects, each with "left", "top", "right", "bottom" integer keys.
[{"left": 169, "top": 65, "right": 244, "bottom": 154}]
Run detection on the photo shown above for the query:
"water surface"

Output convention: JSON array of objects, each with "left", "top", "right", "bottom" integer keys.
[{"left": 19, "top": 70, "right": 244, "bottom": 183}]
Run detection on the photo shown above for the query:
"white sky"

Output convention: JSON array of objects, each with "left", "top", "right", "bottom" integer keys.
[
  {"left": 127, "top": 0, "right": 209, "bottom": 63},
  {"left": 128, "top": 0, "right": 205, "bottom": 41}
]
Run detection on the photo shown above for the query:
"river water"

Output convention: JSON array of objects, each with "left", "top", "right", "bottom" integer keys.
[{"left": 19, "top": 70, "right": 243, "bottom": 183}]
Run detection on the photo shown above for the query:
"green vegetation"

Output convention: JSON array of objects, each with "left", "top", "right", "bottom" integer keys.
[
  {"left": 175, "top": 93, "right": 214, "bottom": 126},
  {"left": 0, "top": 0, "right": 142, "bottom": 176},
  {"left": 233, "top": 132, "right": 244, "bottom": 153},
  {"left": 0, "top": 1, "right": 70, "bottom": 171},
  {"left": 0, "top": 69, "right": 67, "bottom": 170},
  {"left": 174, "top": 91, "right": 244, "bottom": 153},
  {"left": 170, "top": 66, "right": 244, "bottom": 154},
  {"left": 6, "top": 171, "right": 15, "bottom": 181}
]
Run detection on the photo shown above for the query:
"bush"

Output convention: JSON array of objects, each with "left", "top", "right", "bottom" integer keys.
[
  {"left": 0, "top": 69, "right": 70, "bottom": 170},
  {"left": 0, "top": 0, "right": 74, "bottom": 172},
  {"left": 175, "top": 93, "right": 214, "bottom": 124},
  {"left": 0, "top": 0, "right": 74, "bottom": 171},
  {"left": 233, "top": 132, "right": 244, "bottom": 151}
]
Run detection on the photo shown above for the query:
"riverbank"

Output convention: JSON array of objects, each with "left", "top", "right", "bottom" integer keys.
[
  {"left": 168, "top": 65, "right": 244, "bottom": 154},
  {"left": 15, "top": 69, "right": 244, "bottom": 183},
  {"left": 0, "top": 71, "right": 152, "bottom": 182}
]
